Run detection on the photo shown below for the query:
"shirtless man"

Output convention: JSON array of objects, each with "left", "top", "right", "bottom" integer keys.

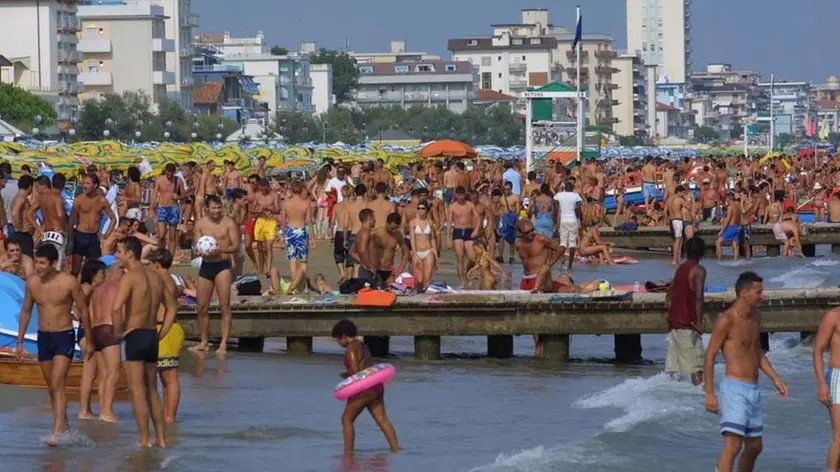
[
  {"left": 704, "top": 271, "right": 787, "bottom": 472},
  {"left": 252, "top": 178, "right": 279, "bottom": 276},
  {"left": 345, "top": 184, "right": 369, "bottom": 279},
  {"left": 368, "top": 182, "right": 396, "bottom": 230},
  {"left": 665, "top": 185, "right": 689, "bottom": 266},
  {"left": 641, "top": 157, "right": 658, "bottom": 211},
  {"left": 283, "top": 181, "right": 312, "bottom": 294},
  {"left": 447, "top": 186, "right": 478, "bottom": 288},
  {"left": 195, "top": 160, "right": 219, "bottom": 219},
  {"left": 27, "top": 175, "right": 68, "bottom": 269},
  {"left": 700, "top": 179, "right": 719, "bottom": 222},
  {"left": 0, "top": 236, "right": 35, "bottom": 278},
  {"left": 222, "top": 160, "right": 244, "bottom": 199},
  {"left": 254, "top": 156, "right": 267, "bottom": 180},
  {"left": 120, "top": 166, "right": 143, "bottom": 219},
  {"left": 372, "top": 160, "right": 392, "bottom": 193},
  {"left": 192, "top": 195, "right": 239, "bottom": 355},
  {"left": 474, "top": 186, "right": 496, "bottom": 257},
  {"left": 16, "top": 244, "right": 88, "bottom": 444},
  {"left": 333, "top": 186, "right": 354, "bottom": 281},
  {"left": 112, "top": 236, "right": 177, "bottom": 447},
  {"left": 442, "top": 163, "right": 458, "bottom": 222},
  {"left": 372, "top": 212, "right": 410, "bottom": 285},
  {"left": 151, "top": 163, "right": 183, "bottom": 256},
  {"left": 69, "top": 174, "right": 116, "bottom": 275},
  {"left": 242, "top": 174, "right": 260, "bottom": 269},
  {"left": 830, "top": 192, "right": 840, "bottom": 223},
  {"left": 813, "top": 305, "right": 840, "bottom": 471},
  {"left": 716, "top": 193, "right": 743, "bottom": 262},
  {"left": 10, "top": 174, "right": 35, "bottom": 257},
  {"left": 88, "top": 263, "right": 122, "bottom": 422},
  {"left": 350, "top": 209, "right": 383, "bottom": 288},
  {"left": 100, "top": 218, "right": 132, "bottom": 256}
]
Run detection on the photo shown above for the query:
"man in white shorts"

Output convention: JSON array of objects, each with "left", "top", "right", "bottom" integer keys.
[{"left": 553, "top": 181, "right": 582, "bottom": 270}]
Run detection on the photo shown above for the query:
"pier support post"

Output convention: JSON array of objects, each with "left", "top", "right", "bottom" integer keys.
[
  {"left": 414, "top": 336, "right": 441, "bottom": 360},
  {"left": 364, "top": 336, "right": 390, "bottom": 358},
  {"left": 286, "top": 336, "right": 313, "bottom": 355},
  {"left": 832, "top": 244, "right": 840, "bottom": 255},
  {"left": 766, "top": 245, "right": 781, "bottom": 257},
  {"left": 541, "top": 334, "right": 570, "bottom": 361},
  {"left": 614, "top": 334, "right": 643, "bottom": 363},
  {"left": 238, "top": 337, "right": 265, "bottom": 352},
  {"left": 803, "top": 244, "right": 816, "bottom": 258},
  {"left": 487, "top": 335, "right": 514, "bottom": 358},
  {"left": 760, "top": 333, "right": 770, "bottom": 352}
]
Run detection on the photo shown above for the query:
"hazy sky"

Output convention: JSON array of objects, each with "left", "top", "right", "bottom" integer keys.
[{"left": 195, "top": 0, "right": 838, "bottom": 83}]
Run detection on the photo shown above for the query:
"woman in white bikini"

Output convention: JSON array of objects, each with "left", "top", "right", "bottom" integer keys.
[{"left": 409, "top": 200, "right": 438, "bottom": 292}]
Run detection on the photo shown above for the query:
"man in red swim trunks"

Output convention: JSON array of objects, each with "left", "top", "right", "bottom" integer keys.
[{"left": 515, "top": 218, "right": 563, "bottom": 293}]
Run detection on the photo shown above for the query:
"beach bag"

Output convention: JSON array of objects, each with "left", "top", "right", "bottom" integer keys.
[
  {"left": 354, "top": 288, "right": 396, "bottom": 307},
  {"left": 339, "top": 278, "right": 367, "bottom": 295}
]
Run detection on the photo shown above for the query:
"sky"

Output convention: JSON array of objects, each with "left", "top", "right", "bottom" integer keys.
[{"left": 195, "top": 0, "right": 839, "bottom": 83}]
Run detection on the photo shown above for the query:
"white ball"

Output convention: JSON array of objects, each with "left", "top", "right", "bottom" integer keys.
[{"left": 195, "top": 236, "right": 218, "bottom": 256}]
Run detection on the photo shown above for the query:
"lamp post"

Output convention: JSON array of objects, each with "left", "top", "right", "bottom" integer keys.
[
  {"left": 322, "top": 121, "right": 328, "bottom": 144},
  {"left": 191, "top": 115, "right": 199, "bottom": 141},
  {"left": 103, "top": 117, "right": 113, "bottom": 138},
  {"left": 302, "top": 126, "right": 308, "bottom": 143},
  {"left": 216, "top": 122, "right": 224, "bottom": 142},
  {"left": 360, "top": 121, "right": 367, "bottom": 144},
  {"left": 68, "top": 127, "right": 76, "bottom": 143},
  {"left": 164, "top": 120, "right": 172, "bottom": 141},
  {"left": 32, "top": 114, "right": 42, "bottom": 139},
  {"left": 134, "top": 119, "right": 143, "bottom": 143}
]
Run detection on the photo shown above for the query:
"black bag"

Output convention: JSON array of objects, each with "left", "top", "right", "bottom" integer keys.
[{"left": 339, "top": 278, "right": 367, "bottom": 295}]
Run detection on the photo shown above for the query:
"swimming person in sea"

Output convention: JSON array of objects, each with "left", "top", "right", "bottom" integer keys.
[
  {"left": 703, "top": 271, "right": 787, "bottom": 472},
  {"left": 332, "top": 320, "right": 400, "bottom": 454}
]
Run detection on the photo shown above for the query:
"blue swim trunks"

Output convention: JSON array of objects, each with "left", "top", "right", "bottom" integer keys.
[
  {"left": 642, "top": 182, "right": 658, "bottom": 199},
  {"left": 285, "top": 226, "right": 309, "bottom": 261},
  {"left": 720, "top": 225, "right": 742, "bottom": 242},
  {"left": 156, "top": 205, "right": 181, "bottom": 226},
  {"left": 719, "top": 378, "right": 763, "bottom": 438},
  {"left": 37, "top": 329, "right": 76, "bottom": 362}
]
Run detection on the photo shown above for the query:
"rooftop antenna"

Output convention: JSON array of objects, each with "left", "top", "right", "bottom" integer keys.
[{"left": 344, "top": 38, "right": 350, "bottom": 52}]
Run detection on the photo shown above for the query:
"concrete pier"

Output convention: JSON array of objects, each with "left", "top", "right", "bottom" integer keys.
[
  {"left": 803, "top": 244, "right": 817, "bottom": 258},
  {"left": 364, "top": 336, "right": 390, "bottom": 357},
  {"left": 487, "top": 335, "right": 514, "bottom": 358},
  {"left": 614, "top": 334, "right": 643, "bottom": 363},
  {"left": 238, "top": 337, "right": 265, "bottom": 352},
  {"left": 286, "top": 336, "right": 313, "bottom": 355},
  {"left": 415, "top": 336, "right": 441, "bottom": 360},
  {"left": 541, "top": 334, "right": 570, "bottom": 361}
]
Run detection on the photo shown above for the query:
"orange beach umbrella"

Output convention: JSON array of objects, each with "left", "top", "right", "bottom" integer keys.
[{"left": 417, "top": 140, "right": 478, "bottom": 160}]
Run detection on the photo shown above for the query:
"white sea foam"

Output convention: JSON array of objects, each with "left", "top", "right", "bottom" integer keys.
[
  {"left": 810, "top": 259, "right": 840, "bottom": 267},
  {"left": 39, "top": 428, "right": 95, "bottom": 447},
  {"left": 768, "top": 266, "right": 828, "bottom": 288},
  {"left": 466, "top": 441, "right": 622, "bottom": 472}
]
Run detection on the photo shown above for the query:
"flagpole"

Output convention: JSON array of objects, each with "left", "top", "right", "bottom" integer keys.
[
  {"left": 769, "top": 73, "right": 775, "bottom": 153},
  {"left": 575, "top": 5, "right": 583, "bottom": 163}
]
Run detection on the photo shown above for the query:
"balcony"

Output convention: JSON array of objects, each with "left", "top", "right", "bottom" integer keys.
[
  {"left": 596, "top": 66, "right": 618, "bottom": 75},
  {"left": 152, "top": 38, "right": 175, "bottom": 53},
  {"left": 181, "top": 76, "right": 194, "bottom": 87},
  {"left": 77, "top": 38, "right": 111, "bottom": 53},
  {"left": 566, "top": 50, "right": 588, "bottom": 60},
  {"left": 551, "top": 63, "right": 563, "bottom": 71},
  {"left": 509, "top": 62, "right": 526, "bottom": 72},
  {"left": 179, "top": 47, "right": 194, "bottom": 58},
  {"left": 56, "top": 18, "right": 81, "bottom": 33},
  {"left": 193, "top": 64, "right": 243, "bottom": 73},
  {"left": 509, "top": 78, "right": 527, "bottom": 89},
  {"left": 59, "top": 81, "right": 82, "bottom": 94},
  {"left": 153, "top": 70, "right": 175, "bottom": 85},
  {"left": 598, "top": 99, "right": 619, "bottom": 107},
  {"left": 596, "top": 116, "right": 619, "bottom": 125},
  {"left": 594, "top": 50, "right": 617, "bottom": 59},
  {"left": 57, "top": 51, "right": 82, "bottom": 64},
  {"left": 566, "top": 67, "right": 589, "bottom": 77},
  {"left": 57, "top": 64, "right": 79, "bottom": 75},
  {"left": 278, "top": 75, "right": 313, "bottom": 88},
  {"left": 78, "top": 71, "right": 112, "bottom": 86},
  {"left": 180, "top": 13, "right": 199, "bottom": 28}
]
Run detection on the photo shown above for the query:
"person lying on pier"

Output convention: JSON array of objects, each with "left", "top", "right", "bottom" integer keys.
[
  {"left": 552, "top": 274, "right": 601, "bottom": 294},
  {"left": 577, "top": 226, "right": 616, "bottom": 265},
  {"left": 515, "top": 218, "right": 563, "bottom": 294},
  {"left": 466, "top": 240, "right": 507, "bottom": 290}
]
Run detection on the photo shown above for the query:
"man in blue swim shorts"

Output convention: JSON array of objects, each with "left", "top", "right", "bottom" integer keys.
[
  {"left": 715, "top": 193, "right": 743, "bottom": 263},
  {"left": 703, "top": 271, "right": 787, "bottom": 472},
  {"left": 152, "top": 163, "right": 184, "bottom": 256},
  {"left": 813, "top": 306, "right": 840, "bottom": 470},
  {"left": 283, "top": 181, "right": 311, "bottom": 294}
]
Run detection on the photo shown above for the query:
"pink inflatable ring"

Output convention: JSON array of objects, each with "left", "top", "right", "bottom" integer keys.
[{"left": 334, "top": 363, "right": 396, "bottom": 401}]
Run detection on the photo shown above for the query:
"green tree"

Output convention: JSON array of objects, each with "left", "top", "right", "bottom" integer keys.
[
  {"left": 693, "top": 126, "right": 718, "bottom": 144},
  {"left": 274, "top": 110, "right": 318, "bottom": 143},
  {"left": 730, "top": 120, "right": 744, "bottom": 139},
  {"left": 618, "top": 135, "right": 639, "bottom": 146},
  {"left": 76, "top": 91, "right": 156, "bottom": 140},
  {"left": 310, "top": 49, "right": 359, "bottom": 104},
  {"left": 775, "top": 132, "right": 793, "bottom": 151},
  {"left": 270, "top": 45, "right": 288, "bottom": 56},
  {"left": 0, "top": 83, "right": 56, "bottom": 133},
  {"left": 828, "top": 132, "right": 840, "bottom": 147}
]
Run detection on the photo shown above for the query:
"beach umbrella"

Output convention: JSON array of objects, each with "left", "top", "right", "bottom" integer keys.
[{"left": 417, "top": 140, "right": 477, "bottom": 160}]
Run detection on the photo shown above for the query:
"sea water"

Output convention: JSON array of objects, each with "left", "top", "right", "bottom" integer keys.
[{"left": 0, "top": 250, "right": 837, "bottom": 471}]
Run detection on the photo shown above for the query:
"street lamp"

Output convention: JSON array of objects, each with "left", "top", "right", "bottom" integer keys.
[
  {"left": 191, "top": 117, "right": 199, "bottom": 141},
  {"left": 322, "top": 121, "right": 329, "bottom": 144},
  {"left": 134, "top": 119, "right": 143, "bottom": 142},
  {"left": 164, "top": 120, "right": 172, "bottom": 141},
  {"left": 103, "top": 117, "right": 113, "bottom": 138},
  {"left": 216, "top": 122, "right": 224, "bottom": 142},
  {"left": 32, "top": 114, "right": 42, "bottom": 139},
  {"left": 302, "top": 126, "right": 308, "bottom": 143}
]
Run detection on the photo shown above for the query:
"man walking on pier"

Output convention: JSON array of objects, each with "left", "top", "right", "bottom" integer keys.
[
  {"left": 812, "top": 305, "right": 840, "bottom": 471},
  {"left": 703, "top": 271, "right": 787, "bottom": 472},
  {"left": 665, "top": 236, "right": 706, "bottom": 385}
]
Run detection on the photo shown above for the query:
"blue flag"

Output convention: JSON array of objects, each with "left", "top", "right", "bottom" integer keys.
[{"left": 571, "top": 12, "right": 582, "bottom": 54}]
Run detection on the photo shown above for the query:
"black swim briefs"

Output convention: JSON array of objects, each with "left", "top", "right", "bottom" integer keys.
[{"left": 121, "top": 328, "right": 159, "bottom": 364}]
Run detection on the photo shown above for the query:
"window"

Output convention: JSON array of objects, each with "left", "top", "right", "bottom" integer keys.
[
  {"left": 497, "top": 56, "right": 502, "bottom": 61},
  {"left": 445, "top": 64, "right": 457, "bottom": 72},
  {"left": 498, "top": 73, "right": 502, "bottom": 78},
  {"left": 87, "top": 60, "right": 98, "bottom": 73},
  {"left": 481, "top": 56, "right": 491, "bottom": 66},
  {"left": 529, "top": 38, "right": 541, "bottom": 45},
  {"left": 415, "top": 64, "right": 434, "bottom": 72},
  {"left": 522, "top": 55, "right": 526, "bottom": 61},
  {"left": 481, "top": 72, "right": 491, "bottom": 89},
  {"left": 394, "top": 65, "right": 409, "bottom": 74},
  {"left": 468, "top": 39, "right": 478, "bottom": 46},
  {"left": 359, "top": 66, "right": 374, "bottom": 74},
  {"left": 512, "top": 38, "right": 523, "bottom": 45}
]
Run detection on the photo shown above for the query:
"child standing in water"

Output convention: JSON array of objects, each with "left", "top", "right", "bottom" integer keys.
[{"left": 331, "top": 320, "right": 400, "bottom": 454}]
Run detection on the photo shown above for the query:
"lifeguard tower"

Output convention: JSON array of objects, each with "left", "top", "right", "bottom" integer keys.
[{"left": 523, "top": 81, "right": 592, "bottom": 173}]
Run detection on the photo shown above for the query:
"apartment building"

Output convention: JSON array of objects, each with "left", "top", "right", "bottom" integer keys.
[
  {"left": 0, "top": 0, "right": 83, "bottom": 124},
  {"left": 349, "top": 40, "right": 441, "bottom": 64},
  {"left": 814, "top": 76, "right": 840, "bottom": 104},
  {"left": 150, "top": 0, "right": 197, "bottom": 109},
  {"left": 76, "top": 1, "right": 174, "bottom": 106},
  {"left": 757, "top": 80, "right": 811, "bottom": 137},
  {"left": 613, "top": 52, "right": 648, "bottom": 138},
  {"left": 690, "top": 64, "right": 765, "bottom": 138},
  {"left": 627, "top": 0, "right": 692, "bottom": 84},
  {"left": 309, "top": 63, "right": 333, "bottom": 115},
  {"left": 356, "top": 60, "right": 475, "bottom": 114},
  {"left": 448, "top": 9, "right": 619, "bottom": 128}
]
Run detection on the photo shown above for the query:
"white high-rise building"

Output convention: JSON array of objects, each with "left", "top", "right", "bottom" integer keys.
[
  {"left": 626, "top": 0, "right": 692, "bottom": 84},
  {"left": 145, "top": 0, "right": 197, "bottom": 110},
  {"left": 0, "top": 0, "right": 83, "bottom": 125}
]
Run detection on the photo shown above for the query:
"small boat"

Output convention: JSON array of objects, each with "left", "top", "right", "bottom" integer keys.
[{"left": 0, "top": 348, "right": 128, "bottom": 391}]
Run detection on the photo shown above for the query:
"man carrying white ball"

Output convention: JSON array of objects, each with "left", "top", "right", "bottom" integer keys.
[{"left": 190, "top": 195, "right": 240, "bottom": 356}]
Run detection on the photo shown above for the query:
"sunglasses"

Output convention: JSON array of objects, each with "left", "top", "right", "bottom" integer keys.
[
  {"left": 519, "top": 228, "right": 535, "bottom": 236},
  {"left": 418, "top": 206, "right": 428, "bottom": 211}
]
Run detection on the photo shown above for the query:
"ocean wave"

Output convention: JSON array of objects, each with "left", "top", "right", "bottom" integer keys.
[
  {"left": 810, "top": 259, "right": 840, "bottom": 267},
  {"left": 465, "top": 440, "right": 624, "bottom": 472},
  {"left": 768, "top": 266, "right": 828, "bottom": 288}
]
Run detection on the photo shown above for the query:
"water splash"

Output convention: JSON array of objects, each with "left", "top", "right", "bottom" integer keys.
[
  {"left": 466, "top": 441, "right": 623, "bottom": 472},
  {"left": 768, "top": 266, "right": 828, "bottom": 288},
  {"left": 40, "top": 428, "right": 95, "bottom": 447}
]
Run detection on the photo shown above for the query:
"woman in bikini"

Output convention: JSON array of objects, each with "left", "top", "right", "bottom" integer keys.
[
  {"left": 578, "top": 225, "right": 616, "bottom": 265},
  {"left": 308, "top": 165, "right": 331, "bottom": 240},
  {"left": 409, "top": 200, "right": 438, "bottom": 292}
]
